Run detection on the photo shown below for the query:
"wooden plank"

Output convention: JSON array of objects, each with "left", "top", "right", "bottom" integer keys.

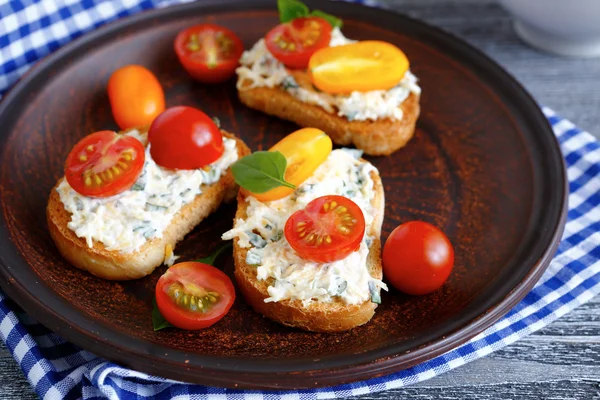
[{"left": 380, "top": 0, "right": 600, "bottom": 137}]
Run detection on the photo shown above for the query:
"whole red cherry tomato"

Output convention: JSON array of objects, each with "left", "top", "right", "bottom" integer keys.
[
  {"left": 383, "top": 221, "right": 454, "bottom": 295},
  {"left": 148, "top": 106, "right": 224, "bottom": 170}
]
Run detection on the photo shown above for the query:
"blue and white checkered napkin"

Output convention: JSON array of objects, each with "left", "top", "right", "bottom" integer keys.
[{"left": 2, "top": 1, "right": 600, "bottom": 399}]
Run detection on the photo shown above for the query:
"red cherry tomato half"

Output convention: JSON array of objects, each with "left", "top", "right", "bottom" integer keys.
[
  {"left": 65, "top": 130, "right": 145, "bottom": 198},
  {"left": 265, "top": 17, "right": 332, "bottom": 69},
  {"left": 174, "top": 24, "right": 244, "bottom": 83},
  {"left": 284, "top": 195, "right": 366, "bottom": 263},
  {"left": 148, "top": 106, "right": 224, "bottom": 170},
  {"left": 155, "top": 262, "right": 235, "bottom": 330},
  {"left": 383, "top": 221, "right": 454, "bottom": 295}
]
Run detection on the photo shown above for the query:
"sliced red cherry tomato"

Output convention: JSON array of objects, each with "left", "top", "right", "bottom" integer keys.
[
  {"left": 265, "top": 17, "right": 332, "bottom": 69},
  {"left": 383, "top": 221, "right": 454, "bottom": 295},
  {"left": 155, "top": 262, "right": 235, "bottom": 330},
  {"left": 107, "top": 65, "right": 165, "bottom": 130},
  {"left": 174, "top": 24, "right": 244, "bottom": 83},
  {"left": 284, "top": 195, "right": 365, "bottom": 263},
  {"left": 65, "top": 130, "right": 145, "bottom": 198},
  {"left": 148, "top": 106, "right": 224, "bottom": 170}
]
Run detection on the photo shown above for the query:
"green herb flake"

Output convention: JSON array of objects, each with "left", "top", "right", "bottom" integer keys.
[
  {"left": 231, "top": 151, "right": 296, "bottom": 194},
  {"left": 246, "top": 249, "right": 262, "bottom": 266},
  {"left": 369, "top": 281, "right": 381, "bottom": 304}
]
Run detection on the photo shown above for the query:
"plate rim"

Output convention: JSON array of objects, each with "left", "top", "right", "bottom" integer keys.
[{"left": 0, "top": 0, "right": 568, "bottom": 389}]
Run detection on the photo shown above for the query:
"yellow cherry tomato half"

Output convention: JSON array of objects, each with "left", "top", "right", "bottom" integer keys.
[
  {"left": 249, "top": 128, "right": 332, "bottom": 202},
  {"left": 308, "top": 41, "right": 409, "bottom": 94},
  {"left": 108, "top": 65, "right": 166, "bottom": 130}
]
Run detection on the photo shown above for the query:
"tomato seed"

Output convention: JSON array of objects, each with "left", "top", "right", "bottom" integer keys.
[{"left": 167, "top": 282, "right": 220, "bottom": 313}]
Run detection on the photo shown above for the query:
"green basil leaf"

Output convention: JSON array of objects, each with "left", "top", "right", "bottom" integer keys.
[
  {"left": 231, "top": 151, "right": 296, "bottom": 194},
  {"left": 278, "top": 0, "right": 309, "bottom": 23},
  {"left": 152, "top": 297, "right": 174, "bottom": 331},
  {"left": 310, "top": 9, "right": 343, "bottom": 28},
  {"left": 196, "top": 242, "right": 232, "bottom": 266}
]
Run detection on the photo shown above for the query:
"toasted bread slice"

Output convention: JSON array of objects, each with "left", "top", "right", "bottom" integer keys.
[
  {"left": 47, "top": 130, "right": 250, "bottom": 281},
  {"left": 237, "top": 71, "right": 420, "bottom": 156},
  {"left": 232, "top": 167, "right": 385, "bottom": 332}
]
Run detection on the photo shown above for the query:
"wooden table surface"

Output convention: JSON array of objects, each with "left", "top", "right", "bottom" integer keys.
[{"left": 2, "top": 0, "right": 600, "bottom": 398}]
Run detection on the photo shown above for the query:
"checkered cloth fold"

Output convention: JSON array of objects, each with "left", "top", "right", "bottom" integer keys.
[{"left": 1, "top": 1, "right": 600, "bottom": 399}]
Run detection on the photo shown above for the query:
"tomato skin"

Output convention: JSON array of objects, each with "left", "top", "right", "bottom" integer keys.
[
  {"left": 248, "top": 128, "right": 332, "bottom": 202},
  {"left": 148, "top": 106, "right": 224, "bottom": 170},
  {"left": 309, "top": 41, "right": 409, "bottom": 94},
  {"left": 285, "top": 195, "right": 366, "bottom": 263},
  {"left": 265, "top": 17, "right": 332, "bottom": 69},
  {"left": 107, "top": 65, "right": 165, "bottom": 130},
  {"left": 383, "top": 221, "right": 454, "bottom": 295},
  {"left": 155, "top": 262, "right": 235, "bottom": 330},
  {"left": 65, "top": 130, "right": 145, "bottom": 198},
  {"left": 174, "top": 24, "right": 244, "bottom": 83}
]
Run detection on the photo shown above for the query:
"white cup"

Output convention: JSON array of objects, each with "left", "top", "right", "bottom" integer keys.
[{"left": 498, "top": 0, "right": 600, "bottom": 57}]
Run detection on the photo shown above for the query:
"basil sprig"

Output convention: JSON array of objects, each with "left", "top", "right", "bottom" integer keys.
[
  {"left": 278, "top": 0, "right": 343, "bottom": 28},
  {"left": 152, "top": 298, "right": 173, "bottom": 331},
  {"left": 231, "top": 151, "right": 296, "bottom": 194},
  {"left": 152, "top": 242, "right": 233, "bottom": 331},
  {"left": 196, "top": 242, "right": 232, "bottom": 266}
]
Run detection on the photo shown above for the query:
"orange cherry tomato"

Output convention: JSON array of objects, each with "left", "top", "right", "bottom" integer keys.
[
  {"left": 155, "top": 262, "right": 235, "bottom": 330},
  {"left": 284, "top": 195, "right": 366, "bottom": 263},
  {"left": 65, "top": 130, "right": 145, "bottom": 198},
  {"left": 107, "top": 65, "right": 165, "bottom": 130},
  {"left": 174, "top": 24, "right": 244, "bottom": 83},
  {"left": 148, "top": 106, "right": 224, "bottom": 170},
  {"left": 383, "top": 221, "right": 454, "bottom": 295},
  {"left": 248, "top": 128, "right": 332, "bottom": 202},
  {"left": 265, "top": 17, "right": 332, "bottom": 69},
  {"left": 309, "top": 41, "right": 409, "bottom": 94}
]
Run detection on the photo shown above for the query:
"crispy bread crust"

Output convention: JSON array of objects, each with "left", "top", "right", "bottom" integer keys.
[
  {"left": 233, "top": 166, "right": 385, "bottom": 332},
  {"left": 237, "top": 74, "right": 420, "bottom": 156},
  {"left": 47, "top": 130, "right": 250, "bottom": 281}
]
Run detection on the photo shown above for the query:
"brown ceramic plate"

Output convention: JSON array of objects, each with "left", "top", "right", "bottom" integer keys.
[{"left": 0, "top": 0, "right": 566, "bottom": 390}]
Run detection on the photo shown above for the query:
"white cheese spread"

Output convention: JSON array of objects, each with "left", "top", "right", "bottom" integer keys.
[
  {"left": 57, "top": 129, "right": 238, "bottom": 254},
  {"left": 236, "top": 27, "right": 421, "bottom": 122},
  {"left": 222, "top": 149, "right": 387, "bottom": 306}
]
